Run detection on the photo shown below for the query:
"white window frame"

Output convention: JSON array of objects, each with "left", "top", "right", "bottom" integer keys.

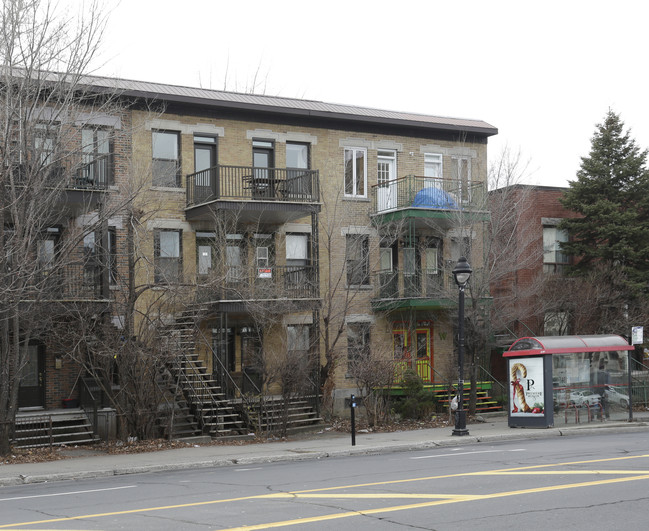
[
  {"left": 424, "top": 153, "right": 443, "bottom": 180},
  {"left": 451, "top": 156, "right": 471, "bottom": 202},
  {"left": 344, "top": 147, "right": 367, "bottom": 198}
]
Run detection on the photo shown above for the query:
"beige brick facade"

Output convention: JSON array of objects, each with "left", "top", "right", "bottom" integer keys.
[{"left": 125, "top": 95, "right": 493, "bottom": 415}]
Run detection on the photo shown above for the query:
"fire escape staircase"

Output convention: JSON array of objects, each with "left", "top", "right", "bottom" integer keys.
[{"left": 163, "top": 311, "right": 247, "bottom": 438}]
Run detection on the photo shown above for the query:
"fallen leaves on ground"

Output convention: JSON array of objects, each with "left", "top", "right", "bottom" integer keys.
[{"left": 1, "top": 414, "right": 462, "bottom": 466}]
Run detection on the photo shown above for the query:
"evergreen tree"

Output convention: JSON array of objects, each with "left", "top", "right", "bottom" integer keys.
[{"left": 560, "top": 110, "right": 649, "bottom": 293}]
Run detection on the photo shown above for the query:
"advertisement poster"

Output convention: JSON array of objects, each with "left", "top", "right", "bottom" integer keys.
[{"left": 509, "top": 357, "right": 545, "bottom": 416}]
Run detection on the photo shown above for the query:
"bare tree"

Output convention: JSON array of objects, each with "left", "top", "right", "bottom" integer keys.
[
  {"left": 0, "top": 0, "right": 123, "bottom": 455},
  {"left": 316, "top": 180, "right": 399, "bottom": 418},
  {"left": 442, "top": 147, "right": 540, "bottom": 414},
  {"left": 348, "top": 341, "right": 395, "bottom": 427}
]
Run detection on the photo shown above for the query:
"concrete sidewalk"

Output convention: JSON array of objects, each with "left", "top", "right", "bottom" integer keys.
[{"left": 2, "top": 413, "right": 649, "bottom": 487}]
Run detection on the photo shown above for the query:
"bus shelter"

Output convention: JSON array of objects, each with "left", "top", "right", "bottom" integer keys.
[{"left": 504, "top": 335, "right": 634, "bottom": 428}]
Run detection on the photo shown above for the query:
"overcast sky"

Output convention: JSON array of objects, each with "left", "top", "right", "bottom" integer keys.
[{"left": 93, "top": 0, "right": 649, "bottom": 188}]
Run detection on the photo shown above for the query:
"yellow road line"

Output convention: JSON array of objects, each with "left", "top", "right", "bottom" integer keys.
[
  {"left": 3, "top": 454, "right": 649, "bottom": 529},
  {"left": 266, "top": 493, "right": 477, "bottom": 500},
  {"left": 472, "top": 469, "right": 649, "bottom": 475},
  {"left": 222, "top": 474, "right": 649, "bottom": 530}
]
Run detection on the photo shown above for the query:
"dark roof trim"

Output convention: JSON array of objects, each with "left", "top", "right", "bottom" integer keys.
[{"left": 81, "top": 75, "right": 498, "bottom": 137}]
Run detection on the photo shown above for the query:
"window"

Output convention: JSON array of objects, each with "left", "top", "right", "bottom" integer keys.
[
  {"left": 344, "top": 147, "right": 366, "bottom": 198},
  {"left": 378, "top": 245, "right": 397, "bottom": 298},
  {"left": 37, "top": 237, "right": 56, "bottom": 270},
  {"left": 254, "top": 234, "right": 274, "bottom": 278},
  {"left": 152, "top": 131, "right": 180, "bottom": 187},
  {"left": 34, "top": 123, "right": 58, "bottom": 167},
  {"left": 287, "top": 325, "right": 311, "bottom": 356},
  {"left": 347, "top": 322, "right": 370, "bottom": 366},
  {"left": 403, "top": 246, "right": 418, "bottom": 297},
  {"left": 451, "top": 156, "right": 471, "bottom": 202},
  {"left": 154, "top": 230, "right": 182, "bottom": 283},
  {"left": 196, "top": 232, "right": 216, "bottom": 277},
  {"left": 543, "top": 226, "right": 569, "bottom": 273},
  {"left": 286, "top": 234, "right": 308, "bottom": 267},
  {"left": 346, "top": 234, "right": 369, "bottom": 286},
  {"left": 81, "top": 128, "right": 112, "bottom": 185},
  {"left": 83, "top": 231, "right": 100, "bottom": 288},
  {"left": 286, "top": 233, "right": 309, "bottom": 288},
  {"left": 286, "top": 142, "right": 311, "bottom": 197},
  {"left": 226, "top": 234, "right": 245, "bottom": 284},
  {"left": 424, "top": 153, "right": 442, "bottom": 180},
  {"left": 286, "top": 142, "right": 309, "bottom": 169},
  {"left": 85, "top": 229, "right": 117, "bottom": 287},
  {"left": 424, "top": 245, "right": 441, "bottom": 294},
  {"left": 106, "top": 228, "right": 117, "bottom": 285},
  {"left": 450, "top": 237, "right": 471, "bottom": 266}
]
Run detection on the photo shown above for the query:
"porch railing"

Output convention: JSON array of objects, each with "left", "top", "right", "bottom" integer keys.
[
  {"left": 370, "top": 174, "right": 485, "bottom": 215},
  {"left": 22, "top": 261, "right": 107, "bottom": 301},
  {"left": 373, "top": 267, "right": 451, "bottom": 301},
  {"left": 197, "top": 264, "right": 319, "bottom": 302},
  {"left": 187, "top": 165, "right": 320, "bottom": 207},
  {"left": 9, "top": 157, "right": 111, "bottom": 191},
  {"left": 76, "top": 154, "right": 113, "bottom": 188}
]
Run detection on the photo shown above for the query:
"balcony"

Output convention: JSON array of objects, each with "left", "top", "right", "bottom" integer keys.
[
  {"left": 21, "top": 262, "right": 109, "bottom": 302},
  {"left": 196, "top": 264, "right": 319, "bottom": 308},
  {"left": 370, "top": 175, "right": 488, "bottom": 228},
  {"left": 371, "top": 266, "right": 455, "bottom": 311},
  {"left": 8, "top": 157, "right": 111, "bottom": 218},
  {"left": 10, "top": 156, "right": 111, "bottom": 191},
  {"left": 186, "top": 165, "right": 320, "bottom": 224}
]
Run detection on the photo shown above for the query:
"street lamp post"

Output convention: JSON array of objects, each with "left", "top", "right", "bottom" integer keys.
[{"left": 452, "top": 256, "right": 472, "bottom": 436}]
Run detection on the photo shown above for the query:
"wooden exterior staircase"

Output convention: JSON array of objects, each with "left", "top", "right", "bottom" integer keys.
[
  {"left": 434, "top": 384, "right": 503, "bottom": 413},
  {"left": 13, "top": 409, "right": 100, "bottom": 449},
  {"left": 243, "top": 395, "right": 324, "bottom": 435}
]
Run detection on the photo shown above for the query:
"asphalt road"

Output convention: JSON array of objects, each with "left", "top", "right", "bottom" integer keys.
[{"left": 2, "top": 432, "right": 649, "bottom": 530}]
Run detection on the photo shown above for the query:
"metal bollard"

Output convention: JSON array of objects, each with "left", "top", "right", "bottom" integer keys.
[{"left": 350, "top": 394, "right": 357, "bottom": 446}]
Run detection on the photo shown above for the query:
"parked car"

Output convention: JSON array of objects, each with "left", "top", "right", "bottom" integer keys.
[
  {"left": 604, "top": 385, "right": 630, "bottom": 408},
  {"left": 553, "top": 389, "right": 601, "bottom": 408},
  {"left": 568, "top": 390, "right": 601, "bottom": 407}
]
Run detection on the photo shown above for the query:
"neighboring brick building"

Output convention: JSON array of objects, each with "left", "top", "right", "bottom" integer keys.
[
  {"left": 16, "top": 75, "right": 497, "bottom": 421},
  {"left": 489, "top": 184, "right": 580, "bottom": 347}
]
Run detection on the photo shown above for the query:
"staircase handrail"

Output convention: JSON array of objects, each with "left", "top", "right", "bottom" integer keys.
[
  {"left": 477, "top": 365, "right": 508, "bottom": 396},
  {"left": 79, "top": 377, "right": 100, "bottom": 435},
  {"left": 631, "top": 357, "right": 649, "bottom": 372},
  {"left": 172, "top": 349, "right": 225, "bottom": 433},
  {"left": 195, "top": 327, "right": 259, "bottom": 425}
]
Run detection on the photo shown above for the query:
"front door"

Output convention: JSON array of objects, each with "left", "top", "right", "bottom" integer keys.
[
  {"left": 194, "top": 135, "right": 217, "bottom": 200},
  {"left": 415, "top": 326, "right": 432, "bottom": 383},
  {"left": 18, "top": 344, "right": 45, "bottom": 408},
  {"left": 377, "top": 150, "right": 397, "bottom": 211},
  {"left": 212, "top": 327, "right": 235, "bottom": 395},
  {"left": 252, "top": 140, "right": 275, "bottom": 198}
]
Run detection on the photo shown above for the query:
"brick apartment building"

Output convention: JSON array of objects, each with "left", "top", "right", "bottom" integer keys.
[
  {"left": 11, "top": 75, "right": 497, "bottom": 434},
  {"left": 489, "top": 184, "right": 580, "bottom": 349}
]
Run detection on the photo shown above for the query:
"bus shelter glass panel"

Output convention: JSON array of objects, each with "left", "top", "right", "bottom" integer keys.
[{"left": 552, "top": 350, "right": 630, "bottom": 421}]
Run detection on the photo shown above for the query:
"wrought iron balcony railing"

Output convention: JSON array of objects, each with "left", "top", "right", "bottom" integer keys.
[
  {"left": 196, "top": 264, "right": 319, "bottom": 302},
  {"left": 187, "top": 165, "right": 319, "bottom": 207},
  {"left": 21, "top": 261, "right": 108, "bottom": 301},
  {"left": 370, "top": 174, "right": 485, "bottom": 215},
  {"left": 8, "top": 156, "right": 112, "bottom": 191},
  {"left": 373, "top": 267, "right": 451, "bottom": 302}
]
